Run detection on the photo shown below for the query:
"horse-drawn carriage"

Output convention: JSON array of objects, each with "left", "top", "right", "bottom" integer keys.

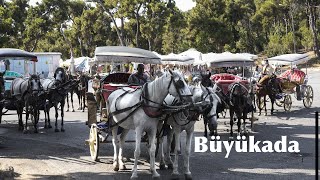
[
  {"left": 206, "top": 53, "right": 257, "bottom": 131},
  {"left": 268, "top": 53, "right": 313, "bottom": 111},
  {"left": 0, "top": 48, "right": 43, "bottom": 132},
  {"left": 86, "top": 46, "right": 162, "bottom": 161},
  {"left": 86, "top": 46, "right": 221, "bottom": 179}
]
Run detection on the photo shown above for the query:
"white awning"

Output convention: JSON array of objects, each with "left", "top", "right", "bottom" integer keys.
[
  {"left": 94, "top": 46, "right": 161, "bottom": 64},
  {"left": 161, "top": 53, "right": 194, "bottom": 65},
  {"left": 268, "top": 53, "right": 310, "bottom": 65},
  {"left": 205, "top": 52, "right": 256, "bottom": 67},
  {"left": 179, "top": 48, "right": 204, "bottom": 65}
]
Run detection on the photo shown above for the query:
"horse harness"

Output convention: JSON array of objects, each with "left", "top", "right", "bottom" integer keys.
[
  {"left": 228, "top": 83, "right": 249, "bottom": 107},
  {"left": 12, "top": 77, "right": 42, "bottom": 99},
  {"left": 108, "top": 75, "right": 189, "bottom": 128}
]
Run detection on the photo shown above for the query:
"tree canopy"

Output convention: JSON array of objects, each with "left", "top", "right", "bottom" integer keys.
[{"left": 1, "top": 0, "right": 319, "bottom": 59}]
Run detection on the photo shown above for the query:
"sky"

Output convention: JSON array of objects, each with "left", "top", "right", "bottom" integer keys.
[{"left": 29, "top": 0, "right": 196, "bottom": 12}]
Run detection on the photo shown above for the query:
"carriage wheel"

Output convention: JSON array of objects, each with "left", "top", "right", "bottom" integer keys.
[
  {"left": 275, "top": 96, "right": 284, "bottom": 107},
  {"left": 303, "top": 85, "right": 313, "bottom": 108},
  {"left": 89, "top": 124, "right": 100, "bottom": 161},
  {"left": 283, "top": 95, "right": 292, "bottom": 112}
]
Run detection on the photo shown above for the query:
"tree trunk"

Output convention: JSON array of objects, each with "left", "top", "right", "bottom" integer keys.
[
  {"left": 135, "top": 13, "right": 140, "bottom": 48},
  {"left": 135, "top": 3, "right": 143, "bottom": 48},
  {"left": 78, "top": 36, "right": 84, "bottom": 57},
  {"left": 97, "top": 0, "right": 125, "bottom": 46},
  {"left": 148, "top": 38, "right": 152, "bottom": 51},
  {"left": 290, "top": 10, "right": 297, "bottom": 53},
  {"left": 307, "top": 0, "right": 320, "bottom": 57}
]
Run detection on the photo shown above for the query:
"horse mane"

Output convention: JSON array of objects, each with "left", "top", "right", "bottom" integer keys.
[{"left": 30, "top": 74, "right": 39, "bottom": 80}]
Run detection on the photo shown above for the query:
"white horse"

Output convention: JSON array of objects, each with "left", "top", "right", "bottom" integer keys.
[
  {"left": 107, "top": 70, "right": 192, "bottom": 179},
  {"left": 159, "top": 85, "right": 221, "bottom": 180}
]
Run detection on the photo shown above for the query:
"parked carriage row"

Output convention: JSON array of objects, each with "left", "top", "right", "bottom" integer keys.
[
  {"left": 0, "top": 47, "right": 314, "bottom": 179},
  {"left": 84, "top": 46, "right": 314, "bottom": 179},
  {"left": 0, "top": 48, "right": 89, "bottom": 133}
]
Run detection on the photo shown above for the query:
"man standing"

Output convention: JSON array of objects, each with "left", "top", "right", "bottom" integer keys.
[
  {"left": 128, "top": 64, "right": 149, "bottom": 86},
  {"left": 259, "top": 59, "right": 282, "bottom": 93},
  {"left": 259, "top": 59, "right": 276, "bottom": 84},
  {"left": 261, "top": 59, "right": 275, "bottom": 75}
]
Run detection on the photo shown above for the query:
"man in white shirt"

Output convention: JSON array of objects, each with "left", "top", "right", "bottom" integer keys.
[{"left": 261, "top": 59, "right": 275, "bottom": 75}]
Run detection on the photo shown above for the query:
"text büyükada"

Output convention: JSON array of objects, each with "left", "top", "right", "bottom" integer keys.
[{"left": 194, "top": 136, "right": 300, "bottom": 158}]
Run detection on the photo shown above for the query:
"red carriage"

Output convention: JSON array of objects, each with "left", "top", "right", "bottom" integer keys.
[
  {"left": 206, "top": 52, "right": 258, "bottom": 127},
  {"left": 268, "top": 53, "right": 313, "bottom": 111}
]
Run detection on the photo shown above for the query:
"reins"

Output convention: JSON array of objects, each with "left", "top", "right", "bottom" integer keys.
[{"left": 108, "top": 74, "right": 191, "bottom": 128}]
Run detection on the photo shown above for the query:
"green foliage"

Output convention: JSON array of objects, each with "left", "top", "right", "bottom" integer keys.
[
  {"left": 299, "top": 21, "right": 313, "bottom": 51},
  {"left": 0, "top": 0, "right": 319, "bottom": 59}
]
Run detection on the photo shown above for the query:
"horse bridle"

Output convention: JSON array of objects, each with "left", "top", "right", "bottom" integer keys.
[
  {"left": 201, "top": 87, "right": 217, "bottom": 119},
  {"left": 141, "top": 74, "right": 189, "bottom": 108},
  {"left": 27, "top": 77, "right": 43, "bottom": 97}
]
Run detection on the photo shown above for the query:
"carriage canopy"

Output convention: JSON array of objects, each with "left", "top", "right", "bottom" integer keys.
[
  {"left": 268, "top": 53, "right": 310, "bottom": 66},
  {"left": 94, "top": 46, "right": 161, "bottom": 64},
  {"left": 205, "top": 52, "right": 257, "bottom": 67},
  {"left": 160, "top": 53, "right": 194, "bottom": 65},
  {"left": 0, "top": 48, "right": 38, "bottom": 77},
  {"left": 0, "top": 48, "right": 38, "bottom": 62}
]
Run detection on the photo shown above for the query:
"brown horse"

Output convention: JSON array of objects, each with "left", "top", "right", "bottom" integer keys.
[{"left": 256, "top": 74, "right": 281, "bottom": 115}]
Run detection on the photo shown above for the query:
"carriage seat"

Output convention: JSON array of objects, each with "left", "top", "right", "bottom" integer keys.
[
  {"left": 211, "top": 73, "right": 241, "bottom": 81},
  {"left": 279, "top": 69, "right": 306, "bottom": 85},
  {"left": 211, "top": 74, "right": 249, "bottom": 95}
]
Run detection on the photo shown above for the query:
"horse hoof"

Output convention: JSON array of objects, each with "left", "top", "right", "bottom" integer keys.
[
  {"left": 66, "top": 109, "right": 69, "bottom": 112},
  {"left": 48, "top": 125, "right": 52, "bottom": 129},
  {"left": 167, "top": 164, "right": 173, "bottom": 170},
  {"left": 171, "top": 173, "right": 180, "bottom": 180},
  {"left": 130, "top": 175, "right": 138, "bottom": 180},
  {"left": 185, "top": 173, "right": 192, "bottom": 180},
  {"left": 119, "top": 164, "right": 126, "bottom": 170},
  {"left": 18, "top": 126, "right": 23, "bottom": 131},
  {"left": 159, "top": 164, "right": 166, "bottom": 170},
  {"left": 152, "top": 174, "right": 160, "bottom": 179},
  {"left": 23, "top": 130, "right": 28, "bottom": 134},
  {"left": 72, "top": 110, "right": 75, "bottom": 112},
  {"left": 55, "top": 129, "right": 60, "bottom": 132},
  {"left": 113, "top": 166, "right": 119, "bottom": 171},
  {"left": 61, "top": 128, "right": 65, "bottom": 132}
]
